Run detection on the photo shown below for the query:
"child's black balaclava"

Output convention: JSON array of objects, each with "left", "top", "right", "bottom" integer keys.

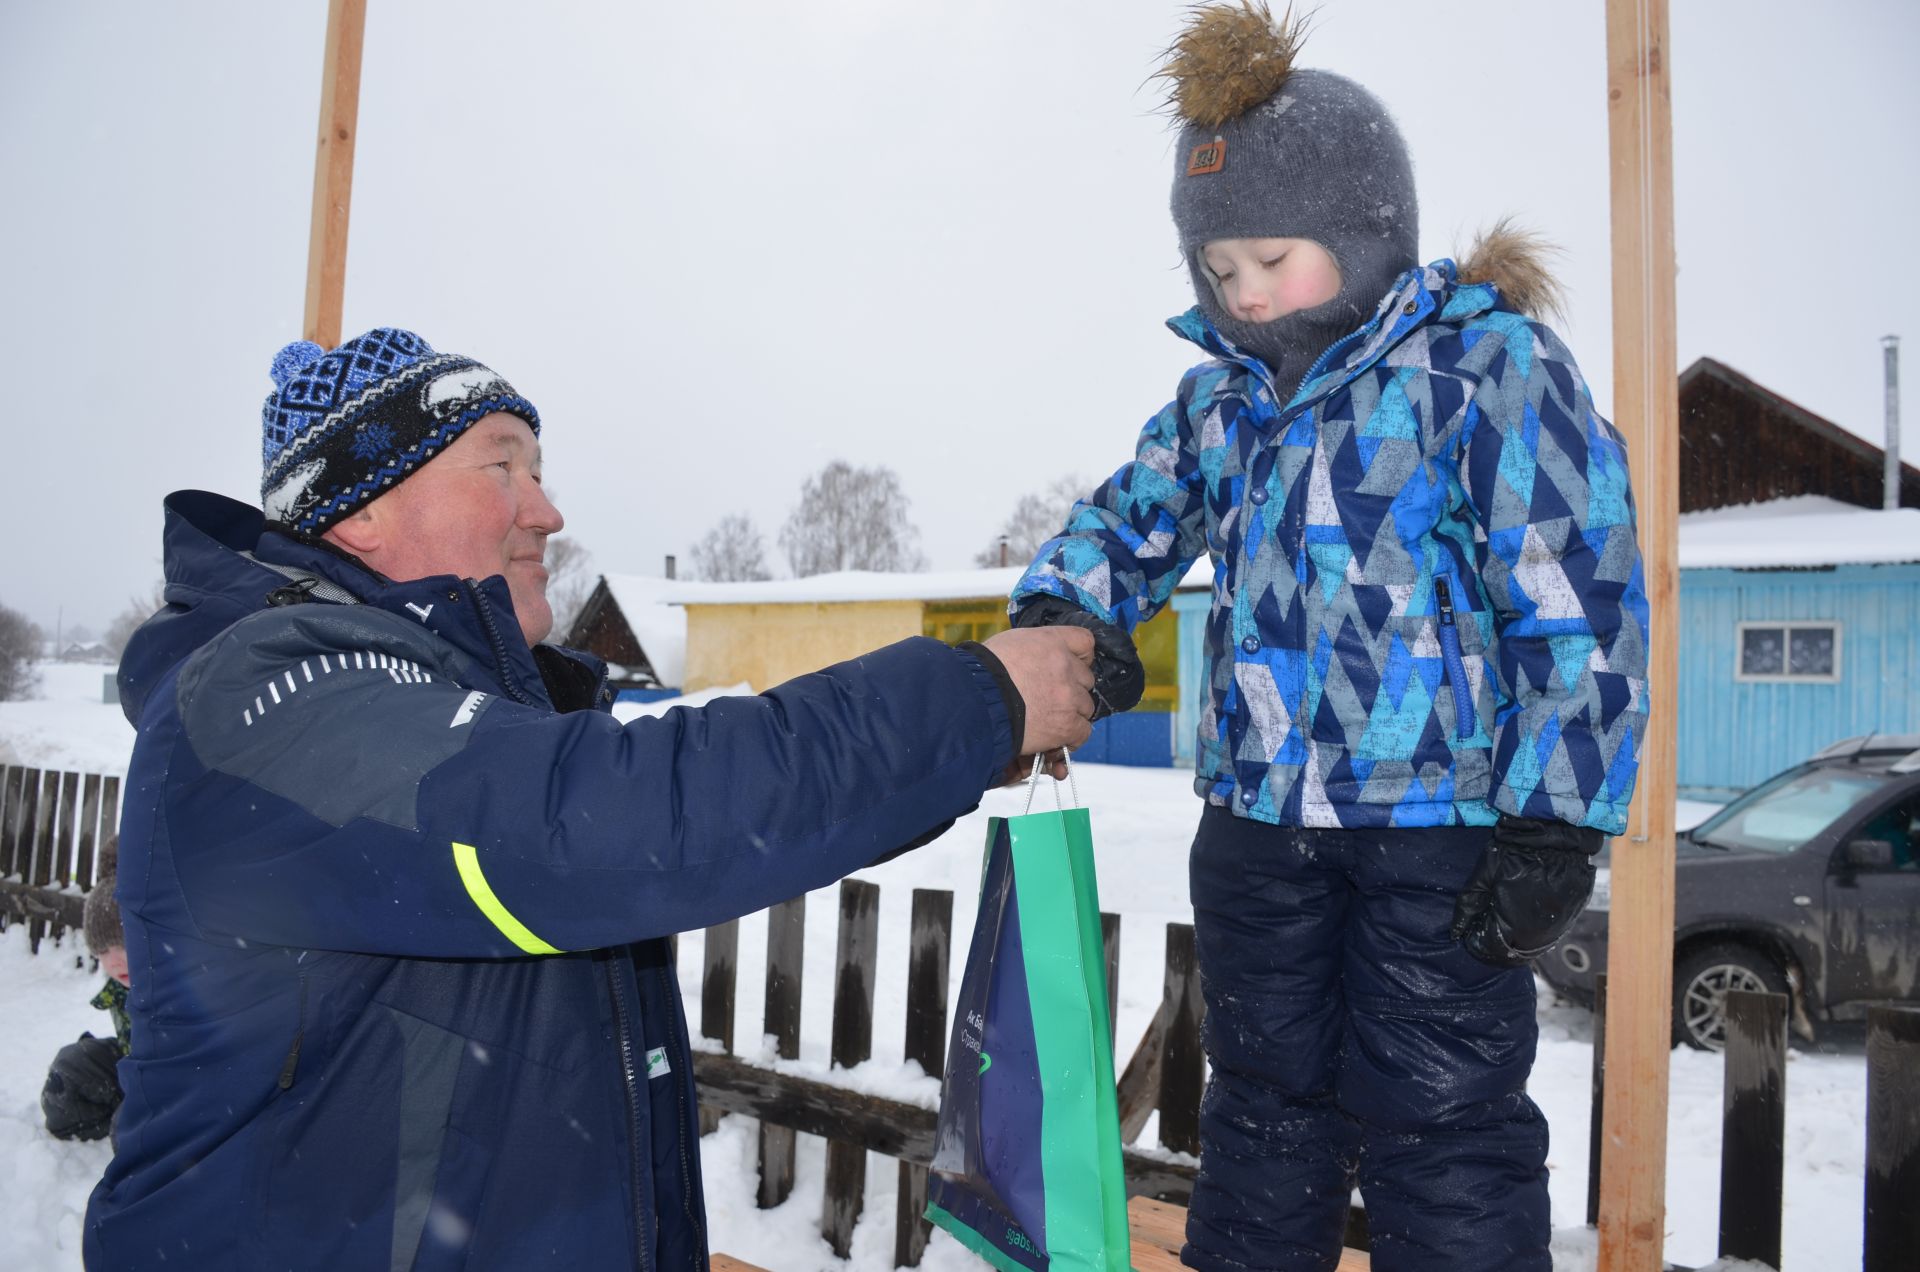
[{"left": 1163, "top": 3, "right": 1419, "bottom": 388}]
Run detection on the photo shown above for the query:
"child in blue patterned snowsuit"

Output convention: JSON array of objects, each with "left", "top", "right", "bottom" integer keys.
[{"left": 1011, "top": 8, "right": 1649, "bottom": 1270}]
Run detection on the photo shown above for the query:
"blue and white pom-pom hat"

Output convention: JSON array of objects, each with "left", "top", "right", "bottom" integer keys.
[{"left": 259, "top": 327, "right": 540, "bottom": 536}]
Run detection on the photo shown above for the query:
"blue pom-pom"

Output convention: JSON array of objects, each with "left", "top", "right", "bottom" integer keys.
[{"left": 270, "top": 340, "right": 326, "bottom": 391}]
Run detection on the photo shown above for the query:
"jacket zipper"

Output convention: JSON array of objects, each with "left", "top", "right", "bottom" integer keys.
[
  {"left": 659, "top": 963, "right": 705, "bottom": 1256},
  {"left": 605, "top": 958, "right": 652, "bottom": 1272},
  {"left": 1433, "top": 577, "right": 1479, "bottom": 740},
  {"left": 464, "top": 582, "right": 537, "bottom": 706}
]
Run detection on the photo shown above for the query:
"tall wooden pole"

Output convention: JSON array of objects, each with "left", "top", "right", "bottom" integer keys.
[
  {"left": 302, "top": 0, "right": 367, "bottom": 348},
  {"left": 1599, "top": 1, "right": 1679, "bottom": 1270}
]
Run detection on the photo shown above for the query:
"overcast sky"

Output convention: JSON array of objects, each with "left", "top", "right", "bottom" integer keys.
[{"left": 3, "top": 1, "right": 1915, "bottom": 633}]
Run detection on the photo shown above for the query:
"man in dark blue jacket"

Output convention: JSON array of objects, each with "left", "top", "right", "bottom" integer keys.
[{"left": 87, "top": 327, "right": 1095, "bottom": 1271}]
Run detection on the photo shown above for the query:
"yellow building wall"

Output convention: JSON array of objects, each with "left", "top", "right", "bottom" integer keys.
[
  {"left": 682, "top": 601, "right": 925, "bottom": 692},
  {"left": 921, "top": 600, "right": 1182, "bottom": 712}
]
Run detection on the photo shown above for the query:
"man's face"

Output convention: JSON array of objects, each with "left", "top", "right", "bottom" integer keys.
[
  {"left": 99, "top": 946, "right": 130, "bottom": 986},
  {"left": 328, "top": 414, "right": 565, "bottom": 644},
  {"left": 1199, "top": 236, "right": 1343, "bottom": 324}
]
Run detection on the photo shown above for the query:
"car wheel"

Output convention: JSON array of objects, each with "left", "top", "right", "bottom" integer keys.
[{"left": 1671, "top": 942, "right": 1789, "bottom": 1051}]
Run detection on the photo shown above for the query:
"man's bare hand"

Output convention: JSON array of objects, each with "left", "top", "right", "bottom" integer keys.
[{"left": 983, "top": 626, "right": 1096, "bottom": 754}]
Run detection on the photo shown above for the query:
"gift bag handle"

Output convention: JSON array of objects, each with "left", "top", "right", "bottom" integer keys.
[{"left": 1022, "top": 748, "right": 1080, "bottom": 814}]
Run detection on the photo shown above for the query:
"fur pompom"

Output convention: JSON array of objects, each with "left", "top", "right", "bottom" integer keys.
[
  {"left": 1457, "top": 219, "right": 1567, "bottom": 322},
  {"left": 1156, "top": 2, "right": 1310, "bottom": 129}
]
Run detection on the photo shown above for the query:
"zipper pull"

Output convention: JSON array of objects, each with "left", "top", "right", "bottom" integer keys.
[{"left": 1435, "top": 576, "right": 1456, "bottom": 626}]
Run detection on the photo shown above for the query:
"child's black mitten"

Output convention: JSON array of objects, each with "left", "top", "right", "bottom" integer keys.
[
  {"left": 1450, "top": 815, "right": 1603, "bottom": 968},
  {"left": 1011, "top": 596, "right": 1145, "bottom": 720},
  {"left": 42, "top": 1032, "right": 125, "bottom": 1141}
]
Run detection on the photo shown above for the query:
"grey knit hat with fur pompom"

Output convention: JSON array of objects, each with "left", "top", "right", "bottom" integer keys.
[{"left": 1162, "top": 4, "right": 1418, "bottom": 382}]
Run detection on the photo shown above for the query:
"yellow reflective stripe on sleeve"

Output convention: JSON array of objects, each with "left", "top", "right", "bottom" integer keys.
[{"left": 450, "top": 842, "right": 563, "bottom": 955}]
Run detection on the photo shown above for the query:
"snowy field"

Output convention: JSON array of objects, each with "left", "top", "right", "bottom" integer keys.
[{"left": 0, "top": 663, "right": 1867, "bottom": 1270}]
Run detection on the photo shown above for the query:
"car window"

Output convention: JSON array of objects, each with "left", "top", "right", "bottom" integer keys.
[
  {"left": 1691, "top": 768, "right": 1893, "bottom": 854},
  {"left": 1843, "top": 795, "right": 1920, "bottom": 872}
]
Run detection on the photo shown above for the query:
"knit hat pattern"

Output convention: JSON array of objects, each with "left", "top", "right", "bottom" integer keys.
[
  {"left": 261, "top": 328, "right": 540, "bottom": 536},
  {"left": 1163, "top": 5, "right": 1418, "bottom": 378}
]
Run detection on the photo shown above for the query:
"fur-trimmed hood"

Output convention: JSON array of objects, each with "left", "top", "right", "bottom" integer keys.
[{"left": 1456, "top": 219, "right": 1566, "bottom": 322}]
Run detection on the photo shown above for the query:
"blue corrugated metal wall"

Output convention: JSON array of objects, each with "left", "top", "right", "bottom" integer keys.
[{"left": 1678, "top": 563, "right": 1920, "bottom": 796}]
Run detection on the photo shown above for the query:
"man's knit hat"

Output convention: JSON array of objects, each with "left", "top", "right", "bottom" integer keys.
[
  {"left": 261, "top": 327, "right": 540, "bottom": 536},
  {"left": 1161, "top": 4, "right": 1418, "bottom": 378}
]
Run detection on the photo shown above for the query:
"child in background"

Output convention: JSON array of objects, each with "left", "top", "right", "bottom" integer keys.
[
  {"left": 1011, "top": 6, "right": 1648, "bottom": 1269},
  {"left": 42, "top": 864, "right": 130, "bottom": 1143}
]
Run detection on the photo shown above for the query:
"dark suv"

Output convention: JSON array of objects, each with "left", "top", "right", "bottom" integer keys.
[{"left": 1538, "top": 734, "right": 1920, "bottom": 1049}]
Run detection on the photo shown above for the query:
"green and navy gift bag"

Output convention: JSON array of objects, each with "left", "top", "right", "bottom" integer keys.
[{"left": 926, "top": 759, "right": 1132, "bottom": 1271}]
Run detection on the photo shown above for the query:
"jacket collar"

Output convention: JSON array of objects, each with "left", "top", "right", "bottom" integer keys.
[
  {"left": 1167, "top": 257, "right": 1497, "bottom": 412},
  {"left": 127, "top": 490, "right": 596, "bottom": 718}
]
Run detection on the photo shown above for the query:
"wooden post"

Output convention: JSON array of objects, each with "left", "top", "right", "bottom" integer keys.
[
  {"left": 1599, "top": 2, "right": 1679, "bottom": 1268},
  {"left": 1864, "top": 1006, "right": 1920, "bottom": 1272},
  {"left": 757, "top": 896, "right": 805, "bottom": 1209},
  {"left": 1586, "top": 973, "right": 1607, "bottom": 1227},
  {"left": 896, "top": 888, "right": 952, "bottom": 1268},
  {"left": 822, "top": 880, "right": 880, "bottom": 1258},
  {"left": 1718, "top": 990, "right": 1786, "bottom": 1267},
  {"left": 302, "top": 0, "right": 367, "bottom": 347},
  {"left": 1157, "top": 923, "right": 1205, "bottom": 1156}
]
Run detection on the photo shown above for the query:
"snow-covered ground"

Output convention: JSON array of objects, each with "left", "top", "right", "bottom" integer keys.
[{"left": 0, "top": 665, "right": 1866, "bottom": 1270}]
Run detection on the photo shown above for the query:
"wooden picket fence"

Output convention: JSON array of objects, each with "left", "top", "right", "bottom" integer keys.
[
  {"left": 0, "top": 764, "right": 121, "bottom": 948},
  {"left": 685, "top": 878, "right": 1244, "bottom": 1266},
  {"left": 9, "top": 762, "right": 1917, "bottom": 1269}
]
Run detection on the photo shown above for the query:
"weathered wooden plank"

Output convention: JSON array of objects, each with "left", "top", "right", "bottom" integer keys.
[
  {"left": 1118, "top": 998, "right": 1168, "bottom": 1145},
  {"left": 1157, "top": 923, "right": 1204, "bottom": 1156},
  {"left": 692, "top": 1051, "right": 1199, "bottom": 1201},
  {"left": 49, "top": 772, "right": 79, "bottom": 945},
  {"left": 0, "top": 878, "right": 86, "bottom": 929},
  {"left": 76, "top": 773, "right": 103, "bottom": 891},
  {"left": 0, "top": 766, "right": 20, "bottom": 881},
  {"left": 100, "top": 775, "right": 122, "bottom": 876},
  {"left": 710, "top": 1256, "right": 768, "bottom": 1272},
  {"left": 701, "top": 918, "right": 738, "bottom": 1054},
  {"left": 896, "top": 887, "right": 952, "bottom": 1269},
  {"left": 26, "top": 769, "right": 54, "bottom": 952},
  {"left": 822, "top": 879, "right": 879, "bottom": 1257},
  {"left": 756, "top": 895, "right": 805, "bottom": 1209},
  {"left": 1865, "top": 1006, "right": 1920, "bottom": 1272},
  {"left": 1718, "top": 990, "right": 1785, "bottom": 1267},
  {"left": 1126, "top": 1196, "right": 1371, "bottom": 1269},
  {"left": 1598, "top": 2, "right": 1680, "bottom": 1269}
]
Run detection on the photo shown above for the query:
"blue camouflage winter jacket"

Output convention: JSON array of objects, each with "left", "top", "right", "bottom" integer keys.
[
  {"left": 87, "top": 491, "right": 1014, "bottom": 1272},
  {"left": 1015, "top": 256, "right": 1649, "bottom": 833}
]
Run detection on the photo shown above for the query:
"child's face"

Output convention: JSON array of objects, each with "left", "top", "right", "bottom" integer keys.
[
  {"left": 1199, "top": 238, "right": 1342, "bottom": 324},
  {"left": 99, "top": 946, "right": 130, "bottom": 987}
]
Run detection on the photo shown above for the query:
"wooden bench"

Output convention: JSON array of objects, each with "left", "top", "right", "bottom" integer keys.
[{"left": 713, "top": 1195, "right": 1371, "bottom": 1270}]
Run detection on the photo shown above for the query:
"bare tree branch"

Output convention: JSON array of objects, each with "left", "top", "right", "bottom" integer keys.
[
  {"left": 689, "top": 513, "right": 773, "bottom": 582},
  {"left": 779, "top": 461, "right": 927, "bottom": 577}
]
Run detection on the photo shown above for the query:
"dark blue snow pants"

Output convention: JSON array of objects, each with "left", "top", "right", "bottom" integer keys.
[{"left": 1181, "top": 807, "right": 1550, "bottom": 1272}]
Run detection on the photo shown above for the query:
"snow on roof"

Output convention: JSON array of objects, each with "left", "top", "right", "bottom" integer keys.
[
  {"left": 597, "top": 575, "right": 688, "bottom": 686},
  {"left": 1678, "top": 500, "right": 1920, "bottom": 569},
  {"left": 634, "top": 559, "right": 1215, "bottom": 608}
]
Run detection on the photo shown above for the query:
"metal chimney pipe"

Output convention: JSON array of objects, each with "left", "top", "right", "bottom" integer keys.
[
  {"left": 1885, "top": 335, "right": 1902, "bottom": 510},
  {"left": 664, "top": 554, "right": 677, "bottom": 580}
]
